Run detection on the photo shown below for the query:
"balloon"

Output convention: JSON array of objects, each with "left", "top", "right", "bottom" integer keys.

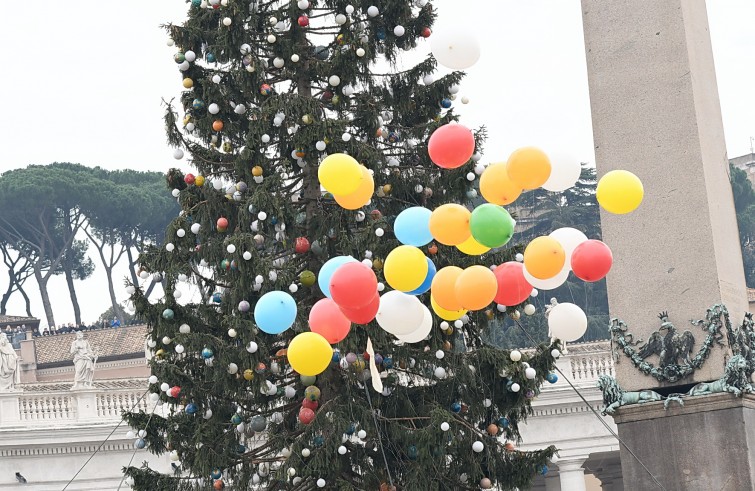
[
  {"left": 254, "top": 291, "right": 297, "bottom": 334},
  {"left": 395, "top": 306, "right": 433, "bottom": 343},
  {"left": 494, "top": 262, "right": 533, "bottom": 306},
  {"left": 548, "top": 303, "right": 587, "bottom": 342},
  {"left": 429, "top": 204, "right": 471, "bottom": 246},
  {"left": 309, "top": 298, "right": 351, "bottom": 344},
  {"left": 542, "top": 153, "right": 582, "bottom": 192},
  {"left": 454, "top": 265, "right": 497, "bottom": 311},
  {"left": 431, "top": 266, "right": 464, "bottom": 310},
  {"left": 596, "top": 170, "right": 644, "bottom": 214},
  {"left": 376, "top": 291, "right": 425, "bottom": 335},
  {"left": 407, "top": 258, "right": 437, "bottom": 295},
  {"left": 334, "top": 167, "right": 374, "bottom": 210},
  {"left": 318, "top": 256, "right": 357, "bottom": 298},
  {"left": 479, "top": 163, "right": 522, "bottom": 205},
  {"left": 571, "top": 239, "right": 613, "bottom": 282},
  {"left": 340, "top": 293, "right": 380, "bottom": 324},
  {"left": 318, "top": 153, "right": 362, "bottom": 195},
  {"left": 523, "top": 266, "right": 570, "bottom": 291},
  {"left": 469, "top": 204, "right": 516, "bottom": 248},
  {"left": 430, "top": 27, "right": 481, "bottom": 69},
  {"left": 548, "top": 227, "right": 588, "bottom": 270},
  {"left": 330, "top": 262, "right": 378, "bottom": 308},
  {"left": 506, "top": 147, "right": 551, "bottom": 190},
  {"left": 456, "top": 235, "right": 490, "bottom": 256},
  {"left": 288, "top": 332, "right": 333, "bottom": 376},
  {"left": 394, "top": 207, "right": 433, "bottom": 246},
  {"left": 384, "top": 245, "right": 428, "bottom": 291},
  {"left": 523, "top": 236, "right": 565, "bottom": 280},
  {"left": 427, "top": 124, "right": 476, "bottom": 169},
  {"left": 431, "top": 295, "right": 467, "bottom": 321}
]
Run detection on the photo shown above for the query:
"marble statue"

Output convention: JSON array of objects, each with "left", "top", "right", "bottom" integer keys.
[
  {"left": 0, "top": 332, "right": 19, "bottom": 391},
  {"left": 70, "top": 331, "right": 97, "bottom": 389}
]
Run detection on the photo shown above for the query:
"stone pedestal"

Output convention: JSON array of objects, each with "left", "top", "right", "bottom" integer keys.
[
  {"left": 614, "top": 394, "right": 755, "bottom": 490},
  {"left": 71, "top": 388, "right": 99, "bottom": 421},
  {"left": 581, "top": 0, "right": 748, "bottom": 392},
  {"left": 0, "top": 390, "right": 21, "bottom": 425}
]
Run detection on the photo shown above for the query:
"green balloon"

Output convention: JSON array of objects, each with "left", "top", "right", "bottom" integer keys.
[
  {"left": 300, "top": 375, "right": 317, "bottom": 386},
  {"left": 470, "top": 204, "right": 516, "bottom": 248}
]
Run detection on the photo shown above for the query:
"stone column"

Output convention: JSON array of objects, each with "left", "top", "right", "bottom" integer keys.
[
  {"left": 581, "top": 0, "right": 747, "bottom": 392},
  {"left": 544, "top": 473, "right": 562, "bottom": 491},
  {"left": 556, "top": 457, "right": 587, "bottom": 491}
]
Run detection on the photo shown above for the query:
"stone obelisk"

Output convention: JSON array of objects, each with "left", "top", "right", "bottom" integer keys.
[{"left": 582, "top": 0, "right": 754, "bottom": 489}]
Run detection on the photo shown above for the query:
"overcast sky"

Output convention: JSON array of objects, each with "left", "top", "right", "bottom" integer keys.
[{"left": 0, "top": 1, "right": 752, "bottom": 327}]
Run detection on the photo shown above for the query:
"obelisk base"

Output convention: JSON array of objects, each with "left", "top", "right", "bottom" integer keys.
[{"left": 613, "top": 394, "right": 755, "bottom": 490}]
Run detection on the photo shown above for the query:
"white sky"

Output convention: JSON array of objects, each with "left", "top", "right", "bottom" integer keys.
[{"left": 0, "top": 1, "right": 752, "bottom": 327}]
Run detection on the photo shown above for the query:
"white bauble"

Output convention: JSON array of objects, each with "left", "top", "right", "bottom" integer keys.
[
  {"left": 375, "top": 228, "right": 384, "bottom": 237},
  {"left": 165, "top": 243, "right": 175, "bottom": 252},
  {"left": 208, "top": 103, "right": 219, "bottom": 114},
  {"left": 178, "top": 61, "right": 190, "bottom": 71},
  {"left": 423, "top": 74, "right": 434, "bottom": 85},
  {"left": 345, "top": 4, "right": 354, "bottom": 14},
  {"left": 434, "top": 367, "right": 446, "bottom": 379},
  {"left": 267, "top": 34, "right": 277, "bottom": 43},
  {"left": 356, "top": 48, "right": 365, "bottom": 57},
  {"left": 524, "top": 304, "right": 536, "bottom": 316},
  {"left": 315, "top": 140, "right": 327, "bottom": 151},
  {"left": 176, "top": 228, "right": 185, "bottom": 238},
  {"left": 338, "top": 445, "right": 347, "bottom": 455},
  {"left": 510, "top": 350, "right": 522, "bottom": 362},
  {"left": 226, "top": 244, "right": 236, "bottom": 254},
  {"left": 510, "top": 383, "right": 521, "bottom": 392},
  {"left": 328, "top": 75, "right": 341, "bottom": 86},
  {"left": 273, "top": 57, "right": 284, "bottom": 68},
  {"left": 357, "top": 430, "right": 367, "bottom": 439},
  {"left": 171, "top": 189, "right": 180, "bottom": 198},
  {"left": 367, "top": 6, "right": 379, "bottom": 17},
  {"left": 247, "top": 341, "right": 258, "bottom": 353},
  {"left": 222, "top": 17, "right": 232, "bottom": 26},
  {"left": 393, "top": 25, "right": 405, "bottom": 37},
  {"left": 184, "top": 50, "right": 196, "bottom": 62},
  {"left": 291, "top": 54, "right": 300, "bottom": 62},
  {"left": 335, "top": 14, "right": 347, "bottom": 25},
  {"left": 190, "top": 223, "right": 201, "bottom": 234},
  {"left": 173, "top": 148, "right": 184, "bottom": 160},
  {"left": 472, "top": 441, "right": 484, "bottom": 453},
  {"left": 525, "top": 367, "right": 537, "bottom": 379},
  {"left": 148, "top": 375, "right": 158, "bottom": 384},
  {"left": 317, "top": 479, "right": 326, "bottom": 488},
  {"left": 240, "top": 44, "right": 251, "bottom": 55},
  {"left": 297, "top": 0, "right": 309, "bottom": 8},
  {"left": 179, "top": 324, "right": 191, "bottom": 334},
  {"left": 551, "top": 349, "right": 561, "bottom": 359}
]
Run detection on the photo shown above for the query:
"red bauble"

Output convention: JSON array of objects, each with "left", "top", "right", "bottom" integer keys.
[
  {"left": 295, "top": 237, "right": 310, "bottom": 254},
  {"left": 301, "top": 399, "right": 319, "bottom": 411},
  {"left": 309, "top": 298, "right": 351, "bottom": 344},
  {"left": 571, "top": 239, "right": 613, "bottom": 282},
  {"left": 421, "top": 27, "right": 432, "bottom": 38},
  {"left": 329, "top": 262, "right": 378, "bottom": 309},
  {"left": 427, "top": 123, "right": 476, "bottom": 169},
  {"left": 216, "top": 217, "right": 229, "bottom": 231},
  {"left": 340, "top": 293, "right": 380, "bottom": 324},
  {"left": 213, "top": 480, "right": 225, "bottom": 490},
  {"left": 299, "top": 407, "right": 316, "bottom": 424},
  {"left": 370, "top": 210, "right": 382, "bottom": 220},
  {"left": 493, "top": 262, "right": 533, "bottom": 306},
  {"left": 184, "top": 173, "right": 196, "bottom": 185},
  {"left": 170, "top": 386, "right": 181, "bottom": 398},
  {"left": 298, "top": 15, "right": 309, "bottom": 27}
]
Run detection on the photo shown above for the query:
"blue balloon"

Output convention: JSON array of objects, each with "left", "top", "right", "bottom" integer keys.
[
  {"left": 394, "top": 207, "right": 433, "bottom": 246},
  {"left": 318, "top": 256, "right": 357, "bottom": 298},
  {"left": 407, "top": 258, "right": 436, "bottom": 295},
  {"left": 254, "top": 291, "right": 297, "bottom": 334}
]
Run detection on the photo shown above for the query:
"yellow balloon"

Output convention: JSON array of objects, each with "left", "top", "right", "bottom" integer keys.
[
  {"left": 431, "top": 295, "right": 467, "bottom": 321},
  {"left": 479, "top": 162, "right": 523, "bottom": 205},
  {"left": 456, "top": 235, "right": 491, "bottom": 255},
  {"left": 384, "top": 245, "right": 428, "bottom": 291},
  {"left": 287, "top": 332, "right": 333, "bottom": 376},
  {"left": 318, "top": 153, "right": 363, "bottom": 195},
  {"left": 596, "top": 170, "right": 644, "bottom": 214},
  {"left": 523, "top": 236, "right": 565, "bottom": 280},
  {"left": 334, "top": 167, "right": 374, "bottom": 210},
  {"left": 428, "top": 204, "right": 471, "bottom": 246},
  {"left": 506, "top": 147, "right": 552, "bottom": 190}
]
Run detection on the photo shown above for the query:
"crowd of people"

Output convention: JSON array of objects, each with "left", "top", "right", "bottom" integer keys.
[{"left": 4, "top": 318, "right": 144, "bottom": 348}]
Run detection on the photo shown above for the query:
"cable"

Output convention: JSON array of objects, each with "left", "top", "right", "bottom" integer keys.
[
  {"left": 362, "top": 382, "right": 394, "bottom": 488},
  {"left": 117, "top": 397, "right": 162, "bottom": 491},
  {"left": 513, "top": 319, "right": 667, "bottom": 491},
  {"left": 61, "top": 389, "right": 149, "bottom": 491}
]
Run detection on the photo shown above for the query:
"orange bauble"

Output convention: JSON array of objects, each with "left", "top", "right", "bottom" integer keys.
[{"left": 212, "top": 120, "right": 224, "bottom": 131}]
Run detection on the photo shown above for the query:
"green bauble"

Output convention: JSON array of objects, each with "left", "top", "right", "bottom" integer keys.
[
  {"left": 174, "top": 52, "right": 186, "bottom": 63},
  {"left": 470, "top": 204, "right": 515, "bottom": 248},
  {"left": 300, "top": 375, "right": 316, "bottom": 386},
  {"left": 300, "top": 270, "right": 316, "bottom": 287}
]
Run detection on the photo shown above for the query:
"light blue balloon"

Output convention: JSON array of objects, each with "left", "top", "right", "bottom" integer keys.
[
  {"left": 394, "top": 207, "right": 433, "bottom": 246},
  {"left": 407, "top": 258, "right": 436, "bottom": 295},
  {"left": 318, "top": 256, "right": 358, "bottom": 298},
  {"left": 254, "top": 291, "right": 297, "bottom": 334}
]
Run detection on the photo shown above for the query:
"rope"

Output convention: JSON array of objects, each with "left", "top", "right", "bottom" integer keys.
[
  {"left": 362, "top": 382, "right": 394, "bottom": 488},
  {"left": 117, "top": 397, "right": 162, "bottom": 491}
]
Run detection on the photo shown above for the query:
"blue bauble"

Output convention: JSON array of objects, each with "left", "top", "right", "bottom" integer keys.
[
  {"left": 231, "top": 414, "right": 242, "bottom": 425},
  {"left": 210, "top": 469, "right": 222, "bottom": 480},
  {"left": 407, "top": 445, "right": 418, "bottom": 460},
  {"left": 185, "top": 403, "right": 197, "bottom": 415},
  {"left": 313, "top": 45, "right": 329, "bottom": 61},
  {"left": 237, "top": 444, "right": 246, "bottom": 454},
  {"left": 135, "top": 439, "right": 146, "bottom": 449},
  {"left": 374, "top": 354, "right": 383, "bottom": 365},
  {"left": 332, "top": 351, "right": 341, "bottom": 362},
  {"left": 270, "top": 216, "right": 278, "bottom": 225},
  {"left": 450, "top": 402, "right": 462, "bottom": 413},
  {"left": 546, "top": 373, "right": 558, "bottom": 384},
  {"left": 440, "top": 98, "right": 452, "bottom": 109},
  {"left": 345, "top": 423, "right": 356, "bottom": 435},
  {"left": 192, "top": 98, "right": 205, "bottom": 111},
  {"left": 313, "top": 435, "right": 325, "bottom": 447},
  {"left": 162, "top": 309, "right": 175, "bottom": 320},
  {"left": 201, "top": 348, "right": 214, "bottom": 359},
  {"left": 382, "top": 356, "right": 393, "bottom": 369},
  {"left": 540, "top": 465, "right": 549, "bottom": 476},
  {"left": 191, "top": 0, "right": 200, "bottom": 5},
  {"left": 498, "top": 417, "right": 510, "bottom": 428},
  {"left": 212, "top": 292, "right": 222, "bottom": 303},
  {"left": 206, "top": 53, "right": 216, "bottom": 63},
  {"left": 377, "top": 28, "right": 386, "bottom": 40}
]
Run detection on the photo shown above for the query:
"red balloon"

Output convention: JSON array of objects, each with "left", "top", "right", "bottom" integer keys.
[
  {"left": 571, "top": 239, "right": 613, "bottom": 282},
  {"left": 427, "top": 124, "right": 476, "bottom": 169},
  {"left": 493, "top": 262, "right": 533, "bottom": 306},
  {"left": 302, "top": 399, "right": 319, "bottom": 411},
  {"left": 329, "top": 262, "right": 377, "bottom": 309},
  {"left": 299, "top": 407, "right": 316, "bottom": 425},
  {"left": 309, "top": 298, "right": 351, "bottom": 344},
  {"left": 340, "top": 294, "right": 380, "bottom": 324}
]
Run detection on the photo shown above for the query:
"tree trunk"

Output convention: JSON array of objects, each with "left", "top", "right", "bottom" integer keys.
[
  {"left": 19, "top": 286, "right": 32, "bottom": 317},
  {"left": 33, "top": 267, "right": 55, "bottom": 328},
  {"left": 126, "top": 247, "right": 140, "bottom": 286},
  {"left": 0, "top": 279, "right": 11, "bottom": 315},
  {"left": 104, "top": 264, "right": 124, "bottom": 323},
  {"left": 62, "top": 260, "right": 82, "bottom": 325}
]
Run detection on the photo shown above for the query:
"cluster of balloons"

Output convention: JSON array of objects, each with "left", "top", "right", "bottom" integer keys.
[{"left": 317, "top": 153, "right": 375, "bottom": 210}]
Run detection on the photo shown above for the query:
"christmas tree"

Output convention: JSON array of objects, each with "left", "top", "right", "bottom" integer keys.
[{"left": 124, "top": 0, "right": 560, "bottom": 489}]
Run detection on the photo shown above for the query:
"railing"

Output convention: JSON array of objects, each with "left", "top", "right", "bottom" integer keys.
[
  {"left": 97, "top": 391, "right": 149, "bottom": 417},
  {"left": 18, "top": 393, "right": 75, "bottom": 421},
  {"left": 538, "top": 340, "right": 614, "bottom": 391}
]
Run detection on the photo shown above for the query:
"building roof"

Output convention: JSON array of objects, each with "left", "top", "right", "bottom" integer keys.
[
  {"left": 35, "top": 325, "right": 148, "bottom": 368},
  {"left": 21, "top": 378, "right": 146, "bottom": 392},
  {"left": 0, "top": 314, "right": 39, "bottom": 327}
]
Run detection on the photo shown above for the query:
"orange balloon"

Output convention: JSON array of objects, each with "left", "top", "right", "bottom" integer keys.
[
  {"left": 479, "top": 163, "right": 523, "bottom": 205},
  {"left": 454, "top": 265, "right": 497, "bottom": 311},
  {"left": 428, "top": 204, "right": 471, "bottom": 246},
  {"left": 506, "top": 147, "right": 551, "bottom": 190},
  {"left": 523, "top": 236, "right": 566, "bottom": 280},
  {"left": 431, "top": 266, "right": 464, "bottom": 311},
  {"left": 334, "top": 167, "right": 374, "bottom": 210}
]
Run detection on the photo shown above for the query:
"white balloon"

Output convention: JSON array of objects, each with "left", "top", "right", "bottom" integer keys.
[
  {"left": 376, "top": 291, "right": 424, "bottom": 335},
  {"left": 523, "top": 265, "right": 569, "bottom": 291},
  {"left": 548, "top": 227, "right": 588, "bottom": 270},
  {"left": 548, "top": 302, "right": 587, "bottom": 342},
  {"left": 543, "top": 154, "right": 582, "bottom": 192},
  {"left": 430, "top": 27, "right": 481, "bottom": 70},
  {"left": 394, "top": 306, "right": 433, "bottom": 343}
]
